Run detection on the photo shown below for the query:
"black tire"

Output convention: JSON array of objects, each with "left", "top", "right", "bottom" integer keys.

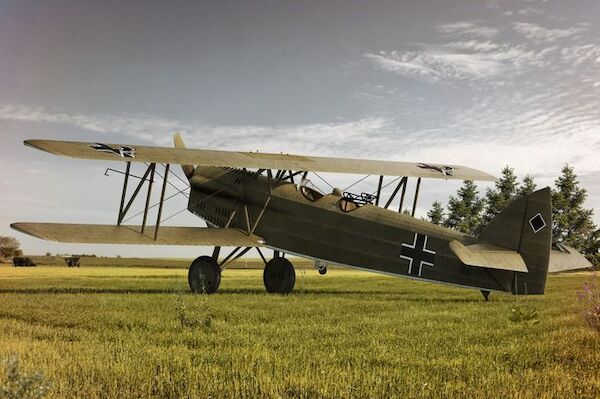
[
  {"left": 318, "top": 267, "right": 327, "bottom": 275},
  {"left": 263, "top": 257, "right": 295, "bottom": 294},
  {"left": 188, "top": 256, "right": 221, "bottom": 294}
]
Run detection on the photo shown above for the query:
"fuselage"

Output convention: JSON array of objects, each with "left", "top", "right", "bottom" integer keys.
[{"left": 187, "top": 166, "right": 517, "bottom": 293}]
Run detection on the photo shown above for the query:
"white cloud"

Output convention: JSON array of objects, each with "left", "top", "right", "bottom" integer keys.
[
  {"left": 0, "top": 103, "right": 393, "bottom": 158},
  {"left": 560, "top": 44, "right": 600, "bottom": 66},
  {"left": 437, "top": 21, "right": 499, "bottom": 39},
  {"left": 517, "top": 7, "right": 544, "bottom": 16},
  {"left": 513, "top": 22, "right": 585, "bottom": 42},
  {"left": 364, "top": 42, "right": 546, "bottom": 83}
]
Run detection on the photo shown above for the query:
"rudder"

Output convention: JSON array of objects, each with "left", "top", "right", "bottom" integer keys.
[{"left": 478, "top": 188, "right": 552, "bottom": 294}]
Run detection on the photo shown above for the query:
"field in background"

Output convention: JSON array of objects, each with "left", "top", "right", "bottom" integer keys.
[
  {"left": 0, "top": 265, "right": 598, "bottom": 398},
  {"left": 21, "top": 256, "right": 314, "bottom": 269}
]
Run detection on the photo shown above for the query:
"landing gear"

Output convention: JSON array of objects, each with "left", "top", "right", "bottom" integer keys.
[
  {"left": 188, "top": 256, "right": 221, "bottom": 294},
  {"left": 318, "top": 267, "right": 327, "bottom": 275},
  {"left": 263, "top": 257, "right": 296, "bottom": 294}
]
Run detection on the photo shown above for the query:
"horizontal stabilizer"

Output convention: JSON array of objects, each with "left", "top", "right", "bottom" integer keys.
[
  {"left": 549, "top": 244, "right": 593, "bottom": 273},
  {"left": 24, "top": 139, "right": 496, "bottom": 181},
  {"left": 449, "top": 240, "right": 528, "bottom": 272},
  {"left": 11, "top": 223, "right": 264, "bottom": 247}
]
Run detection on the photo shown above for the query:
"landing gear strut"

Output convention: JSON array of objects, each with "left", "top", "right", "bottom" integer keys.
[
  {"left": 263, "top": 257, "right": 295, "bottom": 294},
  {"left": 188, "top": 256, "right": 221, "bottom": 294}
]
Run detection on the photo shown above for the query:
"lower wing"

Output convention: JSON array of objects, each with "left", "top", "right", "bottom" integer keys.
[{"left": 10, "top": 223, "right": 264, "bottom": 247}]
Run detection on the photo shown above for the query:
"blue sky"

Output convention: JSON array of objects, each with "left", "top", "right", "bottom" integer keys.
[{"left": 1, "top": 0, "right": 599, "bottom": 257}]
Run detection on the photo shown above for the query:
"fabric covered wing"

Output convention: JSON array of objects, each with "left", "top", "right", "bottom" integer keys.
[
  {"left": 449, "top": 241, "right": 528, "bottom": 272},
  {"left": 24, "top": 139, "right": 496, "bottom": 181},
  {"left": 11, "top": 223, "right": 264, "bottom": 247},
  {"left": 549, "top": 245, "right": 593, "bottom": 273}
]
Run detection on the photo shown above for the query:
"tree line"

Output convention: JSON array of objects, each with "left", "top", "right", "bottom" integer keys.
[{"left": 427, "top": 165, "right": 599, "bottom": 266}]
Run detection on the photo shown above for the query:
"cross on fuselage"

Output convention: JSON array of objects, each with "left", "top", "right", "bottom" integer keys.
[{"left": 400, "top": 233, "right": 436, "bottom": 276}]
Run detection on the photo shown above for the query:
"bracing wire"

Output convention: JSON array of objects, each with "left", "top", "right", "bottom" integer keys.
[
  {"left": 343, "top": 175, "right": 371, "bottom": 192},
  {"left": 312, "top": 172, "right": 335, "bottom": 190}
]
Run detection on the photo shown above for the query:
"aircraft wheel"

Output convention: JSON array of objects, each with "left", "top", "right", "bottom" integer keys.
[
  {"left": 318, "top": 267, "right": 327, "bottom": 275},
  {"left": 263, "top": 257, "right": 295, "bottom": 294},
  {"left": 188, "top": 256, "right": 221, "bottom": 294}
]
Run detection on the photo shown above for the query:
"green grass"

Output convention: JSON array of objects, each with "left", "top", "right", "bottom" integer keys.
[{"left": 0, "top": 265, "right": 598, "bottom": 398}]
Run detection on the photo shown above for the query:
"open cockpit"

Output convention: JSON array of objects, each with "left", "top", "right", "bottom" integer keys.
[{"left": 299, "top": 178, "right": 375, "bottom": 212}]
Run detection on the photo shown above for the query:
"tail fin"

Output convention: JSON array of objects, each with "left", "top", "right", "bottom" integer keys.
[
  {"left": 478, "top": 188, "right": 552, "bottom": 294},
  {"left": 173, "top": 133, "right": 195, "bottom": 178}
]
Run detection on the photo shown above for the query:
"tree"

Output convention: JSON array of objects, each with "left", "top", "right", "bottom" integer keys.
[
  {"left": 583, "top": 228, "right": 600, "bottom": 268},
  {"left": 552, "top": 165, "right": 597, "bottom": 263},
  {"left": 427, "top": 201, "right": 445, "bottom": 225},
  {"left": 0, "top": 236, "right": 21, "bottom": 261},
  {"left": 443, "top": 180, "right": 484, "bottom": 235},
  {"left": 482, "top": 166, "right": 519, "bottom": 226},
  {"left": 518, "top": 175, "right": 537, "bottom": 197}
]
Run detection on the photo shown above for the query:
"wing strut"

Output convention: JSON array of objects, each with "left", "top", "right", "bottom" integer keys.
[
  {"left": 141, "top": 163, "right": 156, "bottom": 234},
  {"left": 114, "top": 162, "right": 174, "bottom": 241},
  {"left": 411, "top": 177, "right": 422, "bottom": 217},
  {"left": 154, "top": 163, "right": 170, "bottom": 240},
  {"left": 384, "top": 177, "right": 408, "bottom": 211}
]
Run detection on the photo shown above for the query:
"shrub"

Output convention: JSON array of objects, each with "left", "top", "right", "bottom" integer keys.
[
  {"left": 174, "top": 295, "right": 212, "bottom": 330},
  {"left": 509, "top": 305, "right": 539, "bottom": 325},
  {"left": 577, "top": 275, "right": 600, "bottom": 332},
  {"left": 0, "top": 355, "right": 51, "bottom": 399}
]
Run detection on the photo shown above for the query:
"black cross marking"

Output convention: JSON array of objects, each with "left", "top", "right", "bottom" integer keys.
[
  {"left": 89, "top": 143, "right": 136, "bottom": 158},
  {"left": 417, "top": 163, "right": 455, "bottom": 176},
  {"left": 400, "top": 233, "right": 436, "bottom": 276}
]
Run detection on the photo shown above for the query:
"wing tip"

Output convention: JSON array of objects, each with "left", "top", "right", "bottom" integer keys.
[
  {"left": 10, "top": 222, "right": 23, "bottom": 231},
  {"left": 24, "top": 139, "right": 52, "bottom": 154},
  {"left": 10, "top": 222, "right": 32, "bottom": 237}
]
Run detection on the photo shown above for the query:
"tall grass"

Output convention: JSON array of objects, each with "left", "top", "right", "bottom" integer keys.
[{"left": 0, "top": 266, "right": 598, "bottom": 398}]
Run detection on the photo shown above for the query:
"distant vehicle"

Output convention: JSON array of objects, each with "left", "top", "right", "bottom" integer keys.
[
  {"left": 65, "top": 256, "right": 81, "bottom": 268},
  {"left": 11, "top": 134, "right": 592, "bottom": 298},
  {"left": 13, "top": 257, "right": 36, "bottom": 267}
]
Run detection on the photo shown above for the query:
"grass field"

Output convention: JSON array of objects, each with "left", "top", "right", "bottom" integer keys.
[{"left": 0, "top": 265, "right": 598, "bottom": 398}]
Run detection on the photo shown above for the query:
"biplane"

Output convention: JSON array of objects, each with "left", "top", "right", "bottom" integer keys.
[{"left": 11, "top": 134, "right": 591, "bottom": 298}]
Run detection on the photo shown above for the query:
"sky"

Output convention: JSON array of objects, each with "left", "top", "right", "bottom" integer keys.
[{"left": 1, "top": 0, "right": 599, "bottom": 258}]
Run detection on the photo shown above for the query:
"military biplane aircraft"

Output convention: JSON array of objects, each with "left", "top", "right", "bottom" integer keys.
[{"left": 11, "top": 135, "right": 591, "bottom": 298}]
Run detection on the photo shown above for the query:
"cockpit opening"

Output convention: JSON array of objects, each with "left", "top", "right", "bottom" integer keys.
[{"left": 299, "top": 179, "right": 325, "bottom": 202}]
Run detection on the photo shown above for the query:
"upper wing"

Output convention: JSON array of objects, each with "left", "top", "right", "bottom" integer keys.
[
  {"left": 11, "top": 223, "right": 264, "bottom": 247},
  {"left": 25, "top": 139, "right": 496, "bottom": 181}
]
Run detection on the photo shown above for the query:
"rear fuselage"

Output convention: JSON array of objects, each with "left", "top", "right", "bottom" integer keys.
[{"left": 187, "top": 166, "right": 518, "bottom": 293}]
